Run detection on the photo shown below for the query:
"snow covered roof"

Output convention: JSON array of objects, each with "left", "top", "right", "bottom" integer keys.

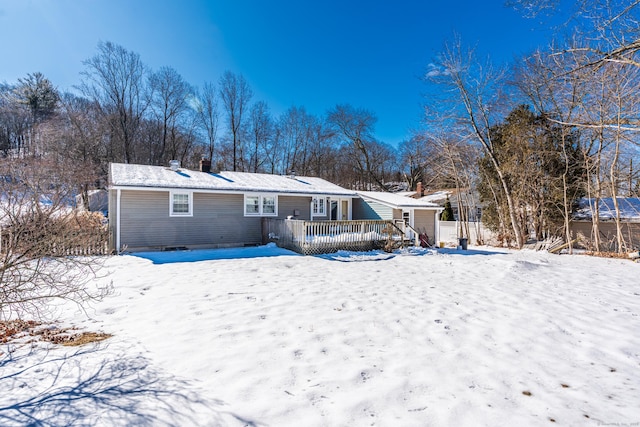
[
  {"left": 420, "top": 190, "right": 452, "bottom": 203},
  {"left": 109, "top": 163, "right": 357, "bottom": 197},
  {"left": 574, "top": 197, "right": 640, "bottom": 222},
  {"left": 395, "top": 191, "right": 417, "bottom": 198},
  {"left": 357, "top": 191, "right": 442, "bottom": 209}
]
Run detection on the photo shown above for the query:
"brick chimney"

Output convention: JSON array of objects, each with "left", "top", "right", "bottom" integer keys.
[
  {"left": 200, "top": 158, "right": 211, "bottom": 173},
  {"left": 415, "top": 182, "right": 423, "bottom": 198}
]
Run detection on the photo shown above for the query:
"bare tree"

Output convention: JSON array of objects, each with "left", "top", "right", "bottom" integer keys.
[
  {"left": 275, "top": 106, "right": 319, "bottom": 175},
  {"left": 327, "top": 104, "right": 388, "bottom": 190},
  {"left": 427, "top": 131, "right": 480, "bottom": 241},
  {"left": 0, "top": 158, "right": 110, "bottom": 320},
  {"left": 219, "top": 71, "right": 252, "bottom": 171},
  {"left": 518, "top": 37, "right": 640, "bottom": 253},
  {"left": 148, "top": 67, "right": 193, "bottom": 165},
  {"left": 304, "top": 116, "right": 336, "bottom": 178},
  {"left": 427, "top": 39, "right": 526, "bottom": 247},
  {"left": 515, "top": 48, "right": 588, "bottom": 251},
  {"left": 195, "top": 82, "right": 220, "bottom": 165},
  {"left": 39, "top": 92, "right": 106, "bottom": 211},
  {"left": 511, "top": 0, "right": 640, "bottom": 70},
  {"left": 599, "top": 64, "right": 640, "bottom": 252},
  {"left": 248, "top": 101, "right": 273, "bottom": 173},
  {"left": 0, "top": 84, "right": 31, "bottom": 156},
  {"left": 399, "top": 134, "right": 431, "bottom": 191},
  {"left": 79, "top": 41, "right": 148, "bottom": 164}
]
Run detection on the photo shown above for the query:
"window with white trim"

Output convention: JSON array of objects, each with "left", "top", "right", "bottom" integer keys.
[
  {"left": 170, "top": 191, "right": 193, "bottom": 216},
  {"left": 244, "top": 194, "right": 278, "bottom": 216},
  {"left": 262, "top": 195, "right": 276, "bottom": 214},
  {"left": 245, "top": 195, "right": 260, "bottom": 214},
  {"left": 312, "top": 197, "right": 326, "bottom": 216}
]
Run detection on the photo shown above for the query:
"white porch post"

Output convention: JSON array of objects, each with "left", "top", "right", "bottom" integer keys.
[{"left": 410, "top": 209, "right": 420, "bottom": 246}]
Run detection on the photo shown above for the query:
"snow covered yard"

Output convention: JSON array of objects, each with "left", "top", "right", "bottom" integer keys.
[{"left": 2, "top": 245, "right": 640, "bottom": 426}]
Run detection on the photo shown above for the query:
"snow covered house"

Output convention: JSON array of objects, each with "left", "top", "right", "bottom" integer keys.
[
  {"left": 108, "top": 161, "right": 358, "bottom": 253},
  {"left": 571, "top": 197, "right": 640, "bottom": 251}
]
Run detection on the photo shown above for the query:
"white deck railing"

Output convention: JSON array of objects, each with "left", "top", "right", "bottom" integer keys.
[{"left": 262, "top": 219, "right": 408, "bottom": 255}]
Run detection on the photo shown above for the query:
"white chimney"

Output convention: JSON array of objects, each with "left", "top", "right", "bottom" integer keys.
[{"left": 169, "top": 160, "right": 180, "bottom": 171}]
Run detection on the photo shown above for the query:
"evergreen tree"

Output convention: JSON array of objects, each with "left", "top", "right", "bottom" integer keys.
[
  {"left": 477, "top": 105, "right": 585, "bottom": 242},
  {"left": 440, "top": 197, "right": 455, "bottom": 221},
  {"left": 15, "top": 72, "right": 59, "bottom": 123}
]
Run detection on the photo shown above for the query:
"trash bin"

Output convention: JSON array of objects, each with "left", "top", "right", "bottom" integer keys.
[{"left": 458, "top": 237, "right": 468, "bottom": 250}]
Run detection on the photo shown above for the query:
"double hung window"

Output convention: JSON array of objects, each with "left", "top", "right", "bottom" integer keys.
[
  {"left": 245, "top": 194, "right": 277, "bottom": 216},
  {"left": 312, "top": 197, "right": 326, "bottom": 216},
  {"left": 170, "top": 191, "right": 192, "bottom": 216}
]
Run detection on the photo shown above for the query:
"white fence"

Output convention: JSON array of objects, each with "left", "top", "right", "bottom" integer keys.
[{"left": 438, "top": 221, "right": 499, "bottom": 246}]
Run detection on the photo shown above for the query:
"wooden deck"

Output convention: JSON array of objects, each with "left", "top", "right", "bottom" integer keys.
[{"left": 262, "top": 219, "right": 415, "bottom": 255}]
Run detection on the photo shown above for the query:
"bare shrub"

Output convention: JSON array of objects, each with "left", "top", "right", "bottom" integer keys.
[{"left": 0, "top": 157, "right": 110, "bottom": 320}]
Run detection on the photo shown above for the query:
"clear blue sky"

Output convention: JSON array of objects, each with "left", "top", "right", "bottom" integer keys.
[{"left": 0, "top": 0, "right": 561, "bottom": 146}]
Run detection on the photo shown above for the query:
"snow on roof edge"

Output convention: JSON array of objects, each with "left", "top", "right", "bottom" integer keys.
[
  {"left": 357, "top": 191, "right": 441, "bottom": 209},
  {"left": 109, "top": 163, "right": 357, "bottom": 196},
  {"left": 573, "top": 197, "right": 640, "bottom": 221}
]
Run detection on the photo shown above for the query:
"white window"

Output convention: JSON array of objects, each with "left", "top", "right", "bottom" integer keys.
[
  {"left": 262, "top": 195, "right": 276, "bottom": 214},
  {"left": 312, "top": 197, "right": 326, "bottom": 216},
  {"left": 170, "top": 191, "right": 193, "bottom": 216},
  {"left": 244, "top": 194, "right": 278, "bottom": 216},
  {"left": 245, "top": 195, "right": 260, "bottom": 214}
]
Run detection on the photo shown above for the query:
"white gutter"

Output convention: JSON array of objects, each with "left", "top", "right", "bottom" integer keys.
[{"left": 116, "top": 188, "right": 121, "bottom": 254}]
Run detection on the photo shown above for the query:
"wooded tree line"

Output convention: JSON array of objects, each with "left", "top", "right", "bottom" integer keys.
[
  {"left": 0, "top": 41, "right": 399, "bottom": 195},
  {"left": 1, "top": 0, "right": 639, "bottom": 254}
]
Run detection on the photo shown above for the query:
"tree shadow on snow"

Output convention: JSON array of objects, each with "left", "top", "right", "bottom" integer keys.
[{"left": 0, "top": 344, "right": 261, "bottom": 427}]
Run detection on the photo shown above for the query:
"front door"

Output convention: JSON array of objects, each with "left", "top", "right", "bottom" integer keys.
[
  {"left": 329, "top": 199, "right": 350, "bottom": 221},
  {"left": 330, "top": 200, "right": 338, "bottom": 220},
  {"left": 402, "top": 210, "right": 414, "bottom": 240}
]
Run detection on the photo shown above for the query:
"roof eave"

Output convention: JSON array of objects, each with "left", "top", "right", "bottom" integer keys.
[
  {"left": 108, "top": 183, "right": 356, "bottom": 197},
  {"left": 359, "top": 195, "right": 441, "bottom": 210}
]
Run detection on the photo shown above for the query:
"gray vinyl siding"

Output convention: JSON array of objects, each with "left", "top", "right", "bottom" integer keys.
[
  {"left": 119, "top": 190, "right": 257, "bottom": 250},
  {"left": 277, "top": 195, "right": 312, "bottom": 220},
  {"left": 117, "top": 190, "right": 318, "bottom": 251},
  {"left": 353, "top": 198, "right": 393, "bottom": 220},
  {"left": 571, "top": 221, "right": 640, "bottom": 251}
]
